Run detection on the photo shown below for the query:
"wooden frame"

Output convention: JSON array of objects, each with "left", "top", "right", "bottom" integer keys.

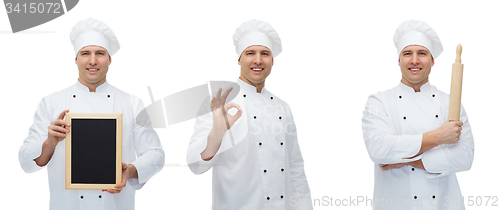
[{"left": 65, "top": 113, "right": 122, "bottom": 190}]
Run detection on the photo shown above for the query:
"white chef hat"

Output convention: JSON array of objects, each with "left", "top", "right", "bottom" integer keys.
[
  {"left": 233, "top": 19, "right": 282, "bottom": 58},
  {"left": 70, "top": 18, "right": 120, "bottom": 57},
  {"left": 393, "top": 19, "right": 443, "bottom": 59}
]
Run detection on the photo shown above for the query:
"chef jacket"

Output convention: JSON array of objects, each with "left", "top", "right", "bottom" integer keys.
[
  {"left": 19, "top": 81, "right": 165, "bottom": 210},
  {"left": 187, "top": 79, "right": 313, "bottom": 210},
  {"left": 362, "top": 82, "right": 474, "bottom": 210}
]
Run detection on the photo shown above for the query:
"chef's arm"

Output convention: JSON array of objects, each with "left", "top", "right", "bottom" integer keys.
[
  {"left": 200, "top": 88, "right": 242, "bottom": 161},
  {"left": 285, "top": 107, "right": 313, "bottom": 210},
  {"left": 420, "top": 107, "right": 474, "bottom": 177},
  {"left": 406, "top": 120, "right": 463, "bottom": 159},
  {"left": 34, "top": 110, "right": 70, "bottom": 166},
  {"left": 201, "top": 128, "right": 225, "bottom": 161},
  {"left": 362, "top": 96, "right": 423, "bottom": 164}
]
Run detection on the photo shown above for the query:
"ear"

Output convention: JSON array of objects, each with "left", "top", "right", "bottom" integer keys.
[
  {"left": 238, "top": 58, "right": 241, "bottom": 65},
  {"left": 431, "top": 57, "right": 435, "bottom": 66},
  {"left": 75, "top": 57, "right": 78, "bottom": 64},
  {"left": 109, "top": 56, "right": 112, "bottom": 65}
]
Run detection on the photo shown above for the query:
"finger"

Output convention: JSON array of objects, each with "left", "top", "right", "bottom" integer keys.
[
  {"left": 105, "top": 188, "right": 122, "bottom": 194},
  {"left": 225, "top": 101, "right": 241, "bottom": 110},
  {"left": 214, "top": 88, "right": 222, "bottom": 107},
  {"left": 210, "top": 97, "right": 215, "bottom": 111},
  {"left": 51, "top": 119, "right": 71, "bottom": 128},
  {"left": 220, "top": 87, "right": 234, "bottom": 105},
  {"left": 48, "top": 129, "right": 66, "bottom": 138},
  {"left": 49, "top": 124, "right": 70, "bottom": 134},
  {"left": 233, "top": 109, "right": 243, "bottom": 121},
  {"left": 57, "top": 110, "right": 69, "bottom": 120}
]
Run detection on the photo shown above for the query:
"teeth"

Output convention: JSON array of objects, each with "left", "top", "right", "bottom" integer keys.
[
  {"left": 252, "top": 68, "right": 262, "bottom": 71},
  {"left": 88, "top": 69, "right": 98, "bottom": 72},
  {"left": 410, "top": 68, "right": 420, "bottom": 71}
]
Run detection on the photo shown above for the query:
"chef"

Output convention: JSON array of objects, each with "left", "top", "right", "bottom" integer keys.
[
  {"left": 362, "top": 20, "right": 474, "bottom": 210},
  {"left": 187, "top": 19, "right": 313, "bottom": 210},
  {"left": 18, "top": 18, "right": 165, "bottom": 210}
]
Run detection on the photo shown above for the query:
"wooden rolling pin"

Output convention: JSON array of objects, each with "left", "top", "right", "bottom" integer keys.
[{"left": 449, "top": 44, "right": 463, "bottom": 121}]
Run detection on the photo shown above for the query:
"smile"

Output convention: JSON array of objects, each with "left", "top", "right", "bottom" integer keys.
[
  {"left": 87, "top": 68, "right": 99, "bottom": 72},
  {"left": 409, "top": 68, "right": 421, "bottom": 71},
  {"left": 251, "top": 68, "right": 263, "bottom": 71}
]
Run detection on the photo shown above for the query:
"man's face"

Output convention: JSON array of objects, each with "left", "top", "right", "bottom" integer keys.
[
  {"left": 238, "top": 45, "right": 274, "bottom": 87},
  {"left": 75, "top": 45, "right": 111, "bottom": 88},
  {"left": 398, "top": 45, "right": 434, "bottom": 88}
]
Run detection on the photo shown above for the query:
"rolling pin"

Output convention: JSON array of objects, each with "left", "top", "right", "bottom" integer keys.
[{"left": 449, "top": 44, "right": 464, "bottom": 121}]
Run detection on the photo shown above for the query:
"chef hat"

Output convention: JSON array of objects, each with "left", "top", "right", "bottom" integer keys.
[
  {"left": 393, "top": 19, "right": 443, "bottom": 59},
  {"left": 70, "top": 18, "right": 120, "bottom": 57},
  {"left": 233, "top": 19, "right": 282, "bottom": 58}
]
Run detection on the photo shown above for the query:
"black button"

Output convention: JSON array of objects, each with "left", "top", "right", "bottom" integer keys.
[
  {"left": 280, "top": 142, "right": 283, "bottom": 145},
  {"left": 414, "top": 196, "right": 417, "bottom": 199},
  {"left": 411, "top": 168, "right": 415, "bottom": 171},
  {"left": 399, "top": 95, "right": 402, "bottom": 99},
  {"left": 73, "top": 95, "right": 76, "bottom": 98},
  {"left": 281, "top": 195, "right": 284, "bottom": 199},
  {"left": 432, "top": 94, "right": 436, "bottom": 97},
  {"left": 270, "top": 96, "right": 274, "bottom": 100},
  {"left": 99, "top": 195, "right": 102, "bottom": 198},
  {"left": 435, "top": 115, "right": 439, "bottom": 118},
  {"left": 243, "top": 94, "right": 246, "bottom": 97},
  {"left": 403, "top": 116, "right": 406, "bottom": 120},
  {"left": 432, "top": 195, "right": 436, "bottom": 199},
  {"left": 264, "top": 169, "right": 267, "bottom": 173},
  {"left": 279, "top": 116, "right": 282, "bottom": 120},
  {"left": 281, "top": 168, "right": 284, "bottom": 172},
  {"left": 107, "top": 95, "right": 110, "bottom": 98},
  {"left": 267, "top": 197, "right": 270, "bottom": 200},
  {"left": 259, "top": 142, "right": 262, "bottom": 146},
  {"left": 80, "top": 196, "right": 84, "bottom": 199},
  {"left": 254, "top": 116, "right": 257, "bottom": 119}
]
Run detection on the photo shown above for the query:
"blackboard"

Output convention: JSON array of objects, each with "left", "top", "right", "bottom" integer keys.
[{"left": 65, "top": 113, "right": 122, "bottom": 190}]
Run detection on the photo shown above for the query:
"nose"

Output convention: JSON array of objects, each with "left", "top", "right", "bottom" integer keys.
[
  {"left": 254, "top": 54, "right": 262, "bottom": 65},
  {"left": 89, "top": 53, "right": 97, "bottom": 65},
  {"left": 410, "top": 53, "right": 419, "bottom": 65}
]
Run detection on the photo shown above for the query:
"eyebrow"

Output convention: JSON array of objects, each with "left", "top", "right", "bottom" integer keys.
[{"left": 80, "top": 50, "right": 107, "bottom": 54}]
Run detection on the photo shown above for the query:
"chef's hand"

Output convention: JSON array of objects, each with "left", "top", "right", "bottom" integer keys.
[
  {"left": 201, "top": 87, "right": 243, "bottom": 161},
  {"left": 104, "top": 162, "right": 138, "bottom": 194},
  {"left": 35, "top": 110, "right": 70, "bottom": 166},
  {"left": 379, "top": 163, "right": 405, "bottom": 171},
  {"left": 428, "top": 120, "right": 463, "bottom": 145},
  {"left": 47, "top": 110, "right": 71, "bottom": 145},
  {"left": 379, "top": 160, "right": 425, "bottom": 171}
]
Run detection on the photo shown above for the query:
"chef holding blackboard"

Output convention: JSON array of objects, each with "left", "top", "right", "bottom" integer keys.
[{"left": 19, "top": 18, "right": 165, "bottom": 210}]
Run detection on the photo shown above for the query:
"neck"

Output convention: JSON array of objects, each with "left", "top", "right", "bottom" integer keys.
[
  {"left": 401, "top": 78, "right": 428, "bottom": 92},
  {"left": 239, "top": 76, "right": 264, "bottom": 93},
  {"left": 78, "top": 78, "right": 106, "bottom": 92}
]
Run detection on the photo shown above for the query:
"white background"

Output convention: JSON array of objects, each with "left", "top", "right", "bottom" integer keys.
[{"left": 1, "top": 0, "right": 498, "bottom": 209}]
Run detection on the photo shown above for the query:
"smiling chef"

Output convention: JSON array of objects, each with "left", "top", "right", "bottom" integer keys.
[
  {"left": 361, "top": 19, "right": 474, "bottom": 210},
  {"left": 187, "top": 19, "right": 313, "bottom": 210},
  {"left": 18, "top": 18, "right": 164, "bottom": 210}
]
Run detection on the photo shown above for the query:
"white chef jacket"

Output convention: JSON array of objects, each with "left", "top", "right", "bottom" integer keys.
[
  {"left": 187, "top": 79, "right": 312, "bottom": 210},
  {"left": 19, "top": 81, "right": 165, "bottom": 210},
  {"left": 362, "top": 82, "right": 474, "bottom": 210}
]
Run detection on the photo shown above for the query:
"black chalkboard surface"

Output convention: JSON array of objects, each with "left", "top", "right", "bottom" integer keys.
[{"left": 65, "top": 113, "right": 122, "bottom": 190}]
